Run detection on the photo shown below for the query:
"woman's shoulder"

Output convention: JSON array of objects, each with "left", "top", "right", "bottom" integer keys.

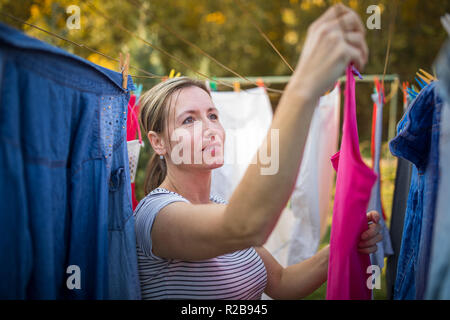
[
  {"left": 139, "top": 187, "right": 227, "bottom": 206},
  {"left": 134, "top": 187, "right": 227, "bottom": 215},
  {"left": 209, "top": 193, "right": 227, "bottom": 204},
  {"left": 134, "top": 187, "right": 189, "bottom": 215}
]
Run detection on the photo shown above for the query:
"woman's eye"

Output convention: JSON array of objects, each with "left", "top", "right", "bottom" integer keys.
[
  {"left": 182, "top": 116, "right": 194, "bottom": 125},
  {"left": 209, "top": 113, "right": 218, "bottom": 120}
]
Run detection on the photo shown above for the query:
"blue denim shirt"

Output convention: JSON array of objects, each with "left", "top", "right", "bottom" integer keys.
[
  {"left": 0, "top": 23, "right": 140, "bottom": 299},
  {"left": 426, "top": 40, "right": 450, "bottom": 299},
  {"left": 389, "top": 81, "right": 442, "bottom": 300}
]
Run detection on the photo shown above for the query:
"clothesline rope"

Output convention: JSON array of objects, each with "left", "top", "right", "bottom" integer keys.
[
  {"left": 0, "top": 11, "right": 163, "bottom": 80},
  {"left": 381, "top": 0, "right": 399, "bottom": 91},
  {"left": 85, "top": 0, "right": 243, "bottom": 91},
  {"left": 124, "top": 0, "right": 280, "bottom": 92},
  {"left": 233, "top": 0, "right": 295, "bottom": 73},
  {"left": 87, "top": 0, "right": 285, "bottom": 94}
]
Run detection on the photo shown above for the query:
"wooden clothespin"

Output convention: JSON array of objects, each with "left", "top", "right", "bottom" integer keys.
[
  {"left": 119, "top": 53, "right": 130, "bottom": 90},
  {"left": 233, "top": 81, "right": 240, "bottom": 92}
]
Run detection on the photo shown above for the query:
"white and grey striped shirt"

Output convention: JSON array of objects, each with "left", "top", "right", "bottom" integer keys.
[{"left": 134, "top": 187, "right": 267, "bottom": 300}]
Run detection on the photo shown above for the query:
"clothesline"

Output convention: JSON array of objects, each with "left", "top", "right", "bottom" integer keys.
[{"left": 216, "top": 74, "right": 401, "bottom": 142}]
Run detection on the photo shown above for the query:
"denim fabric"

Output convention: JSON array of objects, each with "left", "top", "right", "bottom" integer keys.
[
  {"left": 386, "top": 156, "right": 412, "bottom": 299},
  {"left": 368, "top": 93, "right": 393, "bottom": 270},
  {"left": 389, "top": 81, "right": 442, "bottom": 300},
  {"left": 0, "top": 23, "right": 140, "bottom": 299},
  {"left": 426, "top": 40, "right": 450, "bottom": 299}
]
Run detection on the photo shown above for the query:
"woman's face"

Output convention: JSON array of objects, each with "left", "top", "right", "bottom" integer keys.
[{"left": 164, "top": 86, "right": 225, "bottom": 170}]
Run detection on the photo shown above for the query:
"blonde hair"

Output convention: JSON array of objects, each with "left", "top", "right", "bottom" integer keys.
[{"left": 138, "top": 76, "right": 211, "bottom": 195}]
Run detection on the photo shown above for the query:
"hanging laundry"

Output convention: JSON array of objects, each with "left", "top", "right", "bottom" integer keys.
[
  {"left": 426, "top": 40, "right": 450, "bottom": 300},
  {"left": 287, "top": 84, "right": 340, "bottom": 265},
  {"left": 262, "top": 85, "right": 340, "bottom": 271},
  {"left": 390, "top": 81, "right": 442, "bottom": 300},
  {"left": 126, "top": 94, "right": 143, "bottom": 210},
  {"left": 210, "top": 87, "right": 273, "bottom": 201},
  {"left": 326, "top": 66, "right": 377, "bottom": 300},
  {"left": 0, "top": 23, "right": 140, "bottom": 299},
  {"left": 386, "top": 91, "right": 413, "bottom": 300},
  {"left": 368, "top": 90, "right": 394, "bottom": 270}
]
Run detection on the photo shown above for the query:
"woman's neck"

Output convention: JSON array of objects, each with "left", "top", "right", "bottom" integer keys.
[{"left": 159, "top": 165, "right": 212, "bottom": 204}]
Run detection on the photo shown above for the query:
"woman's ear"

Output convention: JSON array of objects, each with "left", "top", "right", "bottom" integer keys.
[{"left": 147, "top": 131, "right": 166, "bottom": 156}]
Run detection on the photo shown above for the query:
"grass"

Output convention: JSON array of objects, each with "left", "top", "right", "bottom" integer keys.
[{"left": 304, "top": 142, "right": 397, "bottom": 300}]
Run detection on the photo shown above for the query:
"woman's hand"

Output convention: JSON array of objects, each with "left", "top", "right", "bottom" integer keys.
[
  {"left": 288, "top": 3, "right": 368, "bottom": 101},
  {"left": 358, "top": 210, "right": 383, "bottom": 254}
]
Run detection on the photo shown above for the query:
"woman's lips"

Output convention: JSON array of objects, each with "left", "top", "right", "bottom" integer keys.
[
  {"left": 202, "top": 143, "right": 220, "bottom": 152},
  {"left": 202, "top": 143, "right": 220, "bottom": 156}
]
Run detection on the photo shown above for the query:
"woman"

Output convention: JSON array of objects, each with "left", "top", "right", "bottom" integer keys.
[{"left": 134, "top": 4, "right": 382, "bottom": 299}]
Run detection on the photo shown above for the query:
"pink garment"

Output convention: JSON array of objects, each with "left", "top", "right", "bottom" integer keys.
[
  {"left": 127, "top": 95, "right": 140, "bottom": 141},
  {"left": 326, "top": 66, "right": 377, "bottom": 300},
  {"left": 127, "top": 94, "right": 141, "bottom": 210}
]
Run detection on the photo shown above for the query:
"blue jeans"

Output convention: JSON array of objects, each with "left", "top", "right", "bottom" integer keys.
[
  {"left": 0, "top": 23, "right": 140, "bottom": 299},
  {"left": 426, "top": 40, "right": 450, "bottom": 299},
  {"left": 389, "top": 81, "right": 442, "bottom": 300}
]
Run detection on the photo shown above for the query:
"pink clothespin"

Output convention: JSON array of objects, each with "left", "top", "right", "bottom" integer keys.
[{"left": 351, "top": 65, "right": 363, "bottom": 80}]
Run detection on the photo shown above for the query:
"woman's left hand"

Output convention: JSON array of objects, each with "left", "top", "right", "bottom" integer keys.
[{"left": 358, "top": 210, "right": 383, "bottom": 254}]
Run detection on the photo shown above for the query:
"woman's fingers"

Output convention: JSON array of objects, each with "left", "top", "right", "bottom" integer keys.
[
  {"left": 361, "top": 219, "right": 381, "bottom": 240},
  {"left": 329, "top": 10, "right": 366, "bottom": 35},
  {"left": 291, "top": 3, "right": 368, "bottom": 100},
  {"left": 358, "top": 245, "right": 378, "bottom": 254},
  {"left": 343, "top": 32, "right": 369, "bottom": 66},
  {"left": 359, "top": 233, "right": 383, "bottom": 249},
  {"left": 310, "top": 3, "right": 347, "bottom": 29},
  {"left": 367, "top": 210, "right": 381, "bottom": 224},
  {"left": 341, "top": 41, "right": 366, "bottom": 72}
]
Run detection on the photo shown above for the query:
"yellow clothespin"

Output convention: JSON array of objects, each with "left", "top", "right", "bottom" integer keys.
[
  {"left": 416, "top": 72, "right": 431, "bottom": 85},
  {"left": 419, "top": 68, "right": 436, "bottom": 81},
  {"left": 119, "top": 52, "right": 130, "bottom": 89},
  {"left": 169, "top": 69, "right": 175, "bottom": 79},
  {"left": 175, "top": 72, "right": 181, "bottom": 78},
  {"left": 233, "top": 81, "right": 240, "bottom": 92}
]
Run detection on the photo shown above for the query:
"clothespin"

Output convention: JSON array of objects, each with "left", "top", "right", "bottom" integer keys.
[
  {"left": 351, "top": 65, "right": 363, "bottom": 80},
  {"left": 134, "top": 83, "right": 143, "bottom": 100},
  {"left": 256, "top": 77, "right": 264, "bottom": 88},
  {"left": 373, "top": 76, "right": 383, "bottom": 104},
  {"left": 415, "top": 76, "right": 427, "bottom": 89},
  {"left": 402, "top": 82, "right": 408, "bottom": 105},
  {"left": 119, "top": 52, "right": 130, "bottom": 90},
  {"left": 210, "top": 77, "right": 217, "bottom": 91},
  {"left": 233, "top": 81, "right": 240, "bottom": 92},
  {"left": 416, "top": 73, "right": 430, "bottom": 86},
  {"left": 161, "top": 76, "right": 168, "bottom": 82},
  {"left": 169, "top": 69, "right": 175, "bottom": 79},
  {"left": 418, "top": 68, "right": 436, "bottom": 81}
]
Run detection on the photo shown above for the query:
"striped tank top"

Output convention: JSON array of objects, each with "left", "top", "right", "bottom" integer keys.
[{"left": 134, "top": 187, "right": 267, "bottom": 300}]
